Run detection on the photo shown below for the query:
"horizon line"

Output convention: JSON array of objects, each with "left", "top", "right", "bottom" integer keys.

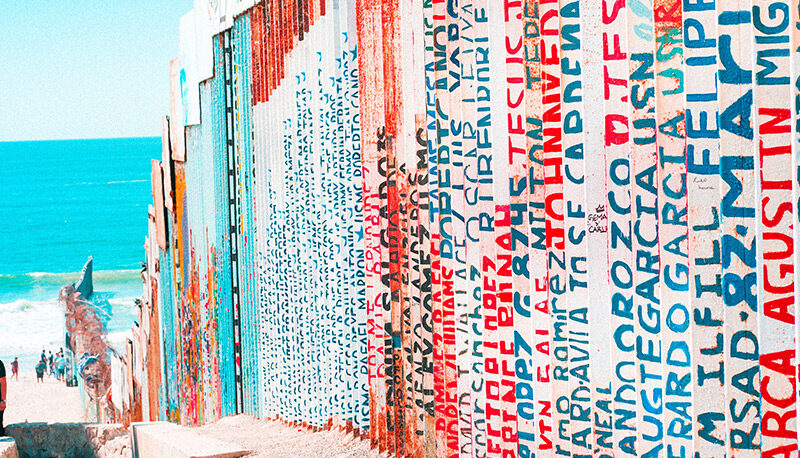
[{"left": 0, "top": 135, "right": 160, "bottom": 144}]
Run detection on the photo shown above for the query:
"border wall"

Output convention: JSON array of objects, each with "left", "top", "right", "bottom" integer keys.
[{"left": 127, "top": 0, "right": 800, "bottom": 456}]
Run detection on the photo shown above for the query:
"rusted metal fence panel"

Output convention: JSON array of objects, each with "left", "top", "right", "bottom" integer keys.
[{"left": 133, "top": 0, "right": 800, "bottom": 456}]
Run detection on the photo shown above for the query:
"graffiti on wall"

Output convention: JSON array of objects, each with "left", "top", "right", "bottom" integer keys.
[{"left": 136, "top": 0, "right": 800, "bottom": 456}]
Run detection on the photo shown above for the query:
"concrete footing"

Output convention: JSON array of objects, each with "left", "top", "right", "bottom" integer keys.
[
  {"left": 131, "top": 422, "right": 249, "bottom": 458},
  {"left": 6, "top": 423, "right": 129, "bottom": 458}
]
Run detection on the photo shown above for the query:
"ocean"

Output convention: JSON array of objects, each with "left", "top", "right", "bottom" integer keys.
[{"left": 0, "top": 137, "right": 159, "bottom": 373}]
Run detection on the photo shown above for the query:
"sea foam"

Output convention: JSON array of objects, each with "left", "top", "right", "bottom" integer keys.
[{"left": 0, "top": 270, "right": 141, "bottom": 373}]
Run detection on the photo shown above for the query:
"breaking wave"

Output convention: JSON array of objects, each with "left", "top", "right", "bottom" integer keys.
[
  {"left": 0, "top": 270, "right": 140, "bottom": 299},
  {"left": 0, "top": 270, "right": 141, "bottom": 371}
]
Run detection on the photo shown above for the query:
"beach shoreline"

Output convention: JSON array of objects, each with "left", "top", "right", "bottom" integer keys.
[{"left": 3, "top": 375, "right": 83, "bottom": 425}]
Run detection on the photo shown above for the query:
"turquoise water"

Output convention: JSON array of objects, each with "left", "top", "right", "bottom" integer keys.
[{"left": 0, "top": 137, "right": 159, "bottom": 372}]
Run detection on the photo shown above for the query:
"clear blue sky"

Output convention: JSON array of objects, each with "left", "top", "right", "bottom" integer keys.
[{"left": 1, "top": 1, "right": 193, "bottom": 141}]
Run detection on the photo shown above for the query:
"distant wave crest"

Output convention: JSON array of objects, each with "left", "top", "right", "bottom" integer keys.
[
  {"left": 0, "top": 269, "right": 141, "bottom": 290},
  {"left": 0, "top": 298, "right": 42, "bottom": 314},
  {"left": 67, "top": 179, "right": 148, "bottom": 186}
]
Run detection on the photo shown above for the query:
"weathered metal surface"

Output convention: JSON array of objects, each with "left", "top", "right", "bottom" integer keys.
[{"left": 132, "top": 0, "right": 800, "bottom": 456}]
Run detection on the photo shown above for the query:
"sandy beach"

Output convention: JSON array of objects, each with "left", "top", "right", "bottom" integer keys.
[
  {"left": 0, "top": 373, "right": 385, "bottom": 457},
  {"left": 199, "top": 415, "right": 386, "bottom": 458},
  {"left": 3, "top": 375, "right": 83, "bottom": 425}
]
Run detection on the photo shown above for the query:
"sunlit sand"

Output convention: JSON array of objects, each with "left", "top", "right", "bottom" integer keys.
[{"left": 3, "top": 375, "right": 83, "bottom": 425}]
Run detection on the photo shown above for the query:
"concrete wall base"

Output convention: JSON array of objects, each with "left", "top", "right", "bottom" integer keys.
[{"left": 6, "top": 422, "right": 129, "bottom": 458}]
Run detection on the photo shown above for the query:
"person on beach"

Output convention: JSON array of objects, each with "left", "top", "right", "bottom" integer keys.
[
  {"left": 48, "top": 351, "right": 54, "bottom": 377},
  {"left": 10, "top": 358, "right": 18, "bottom": 381},
  {"left": 40, "top": 350, "right": 46, "bottom": 364},
  {"left": 35, "top": 360, "right": 46, "bottom": 383},
  {"left": 56, "top": 354, "right": 65, "bottom": 381},
  {"left": 1, "top": 359, "right": 6, "bottom": 436}
]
